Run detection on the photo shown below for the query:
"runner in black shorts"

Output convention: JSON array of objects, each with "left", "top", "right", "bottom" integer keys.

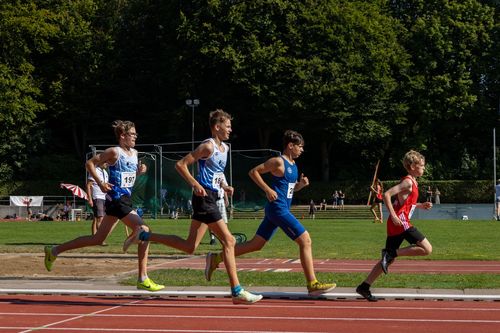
[
  {"left": 131, "top": 109, "right": 262, "bottom": 305},
  {"left": 192, "top": 189, "right": 222, "bottom": 223},
  {"left": 44, "top": 120, "right": 164, "bottom": 292},
  {"left": 357, "top": 150, "right": 433, "bottom": 302}
]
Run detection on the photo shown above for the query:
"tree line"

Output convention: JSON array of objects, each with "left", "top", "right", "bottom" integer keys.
[{"left": 1, "top": 0, "right": 499, "bottom": 192}]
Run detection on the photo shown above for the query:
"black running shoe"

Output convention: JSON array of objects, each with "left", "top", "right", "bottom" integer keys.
[{"left": 356, "top": 285, "right": 378, "bottom": 302}]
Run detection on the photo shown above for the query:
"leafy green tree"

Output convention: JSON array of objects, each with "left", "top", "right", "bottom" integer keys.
[
  {"left": 0, "top": 1, "right": 56, "bottom": 184},
  {"left": 386, "top": 0, "right": 497, "bottom": 179},
  {"left": 178, "top": 0, "right": 410, "bottom": 180}
]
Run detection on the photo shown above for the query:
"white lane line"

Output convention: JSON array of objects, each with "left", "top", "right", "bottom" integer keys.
[{"left": 1, "top": 289, "right": 500, "bottom": 301}]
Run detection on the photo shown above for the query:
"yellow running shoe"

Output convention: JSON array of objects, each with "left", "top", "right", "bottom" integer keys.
[
  {"left": 137, "top": 278, "right": 165, "bottom": 292},
  {"left": 44, "top": 245, "right": 57, "bottom": 272},
  {"left": 204, "top": 252, "right": 221, "bottom": 281},
  {"left": 307, "top": 281, "right": 337, "bottom": 296}
]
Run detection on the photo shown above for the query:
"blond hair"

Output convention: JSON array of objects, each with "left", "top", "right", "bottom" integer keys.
[
  {"left": 209, "top": 109, "right": 232, "bottom": 128},
  {"left": 402, "top": 150, "right": 425, "bottom": 171},
  {"left": 111, "top": 120, "right": 135, "bottom": 141}
]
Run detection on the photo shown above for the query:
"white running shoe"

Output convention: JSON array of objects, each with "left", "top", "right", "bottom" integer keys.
[{"left": 232, "top": 290, "right": 263, "bottom": 305}]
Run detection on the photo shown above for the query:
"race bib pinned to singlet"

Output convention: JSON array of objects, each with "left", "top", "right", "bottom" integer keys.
[
  {"left": 287, "top": 183, "right": 296, "bottom": 199},
  {"left": 120, "top": 171, "right": 136, "bottom": 188},
  {"left": 212, "top": 172, "right": 225, "bottom": 190}
]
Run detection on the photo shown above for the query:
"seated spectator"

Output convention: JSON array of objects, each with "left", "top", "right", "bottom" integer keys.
[
  {"left": 320, "top": 198, "right": 327, "bottom": 211},
  {"left": 62, "top": 200, "right": 72, "bottom": 220}
]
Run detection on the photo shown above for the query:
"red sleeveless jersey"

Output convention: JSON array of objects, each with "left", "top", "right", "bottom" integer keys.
[{"left": 387, "top": 176, "right": 418, "bottom": 236}]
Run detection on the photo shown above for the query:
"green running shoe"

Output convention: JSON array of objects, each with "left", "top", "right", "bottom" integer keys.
[{"left": 44, "top": 245, "right": 57, "bottom": 272}]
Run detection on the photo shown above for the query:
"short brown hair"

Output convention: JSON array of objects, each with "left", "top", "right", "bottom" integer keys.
[
  {"left": 209, "top": 109, "right": 232, "bottom": 128},
  {"left": 283, "top": 130, "right": 304, "bottom": 148},
  {"left": 112, "top": 120, "right": 135, "bottom": 141}
]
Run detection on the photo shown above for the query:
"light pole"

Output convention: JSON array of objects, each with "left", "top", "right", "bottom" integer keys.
[{"left": 185, "top": 99, "right": 200, "bottom": 152}]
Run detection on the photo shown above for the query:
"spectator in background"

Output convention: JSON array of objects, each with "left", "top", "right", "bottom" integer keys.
[
  {"left": 86, "top": 163, "right": 109, "bottom": 237},
  {"left": 332, "top": 190, "right": 339, "bottom": 209},
  {"left": 338, "top": 191, "right": 345, "bottom": 210},
  {"left": 26, "top": 198, "right": 33, "bottom": 221},
  {"left": 63, "top": 200, "right": 72, "bottom": 221},
  {"left": 309, "top": 199, "right": 317, "bottom": 219},
  {"left": 434, "top": 187, "right": 441, "bottom": 205},
  {"left": 426, "top": 186, "right": 433, "bottom": 203},
  {"left": 320, "top": 198, "right": 327, "bottom": 210}
]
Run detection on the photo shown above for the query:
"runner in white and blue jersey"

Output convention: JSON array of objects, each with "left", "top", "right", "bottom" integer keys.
[
  {"left": 44, "top": 120, "right": 164, "bottom": 292},
  {"left": 134, "top": 109, "right": 262, "bottom": 305},
  {"left": 205, "top": 130, "right": 337, "bottom": 296}
]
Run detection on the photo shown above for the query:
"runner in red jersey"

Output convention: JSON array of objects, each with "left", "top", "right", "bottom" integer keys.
[{"left": 356, "top": 150, "right": 433, "bottom": 302}]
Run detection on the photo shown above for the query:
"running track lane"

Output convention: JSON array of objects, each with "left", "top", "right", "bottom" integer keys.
[{"left": 1, "top": 295, "right": 500, "bottom": 333}]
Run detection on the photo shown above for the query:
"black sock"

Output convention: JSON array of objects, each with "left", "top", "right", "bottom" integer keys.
[{"left": 388, "top": 248, "right": 398, "bottom": 258}]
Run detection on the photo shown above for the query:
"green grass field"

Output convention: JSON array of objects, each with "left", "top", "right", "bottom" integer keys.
[{"left": 3, "top": 218, "right": 500, "bottom": 289}]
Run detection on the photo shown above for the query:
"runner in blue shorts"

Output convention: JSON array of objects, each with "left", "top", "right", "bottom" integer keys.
[{"left": 205, "top": 130, "right": 336, "bottom": 296}]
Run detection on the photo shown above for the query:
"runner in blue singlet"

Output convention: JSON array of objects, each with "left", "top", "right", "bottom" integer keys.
[
  {"left": 205, "top": 130, "right": 337, "bottom": 296},
  {"left": 44, "top": 120, "right": 164, "bottom": 292},
  {"left": 132, "top": 109, "right": 262, "bottom": 305}
]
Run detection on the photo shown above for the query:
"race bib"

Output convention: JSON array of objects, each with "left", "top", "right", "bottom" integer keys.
[
  {"left": 287, "top": 183, "right": 296, "bottom": 199},
  {"left": 120, "top": 171, "right": 136, "bottom": 188},
  {"left": 212, "top": 172, "right": 225, "bottom": 190}
]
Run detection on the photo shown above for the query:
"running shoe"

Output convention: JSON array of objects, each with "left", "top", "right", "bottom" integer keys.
[
  {"left": 137, "top": 278, "right": 165, "bottom": 292},
  {"left": 232, "top": 290, "right": 263, "bottom": 305},
  {"left": 44, "top": 245, "right": 57, "bottom": 272},
  {"left": 204, "top": 252, "right": 221, "bottom": 281},
  {"left": 307, "top": 281, "right": 337, "bottom": 296},
  {"left": 356, "top": 285, "right": 378, "bottom": 302}
]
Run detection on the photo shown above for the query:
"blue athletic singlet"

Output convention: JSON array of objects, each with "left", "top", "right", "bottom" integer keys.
[
  {"left": 266, "top": 156, "right": 298, "bottom": 212},
  {"left": 107, "top": 147, "right": 138, "bottom": 200},
  {"left": 197, "top": 138, "right": 228, "bottom": 192},
  {"left": 256, "top": 156, "right": 305, "bottom": 241}
]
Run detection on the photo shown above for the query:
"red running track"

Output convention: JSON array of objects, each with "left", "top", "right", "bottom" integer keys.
[
  {"left": 1, "top": 294, "right": 500, "bottom": 333},
  {"left": 152, "top": 257, "right": 500, "bottom": 274}
]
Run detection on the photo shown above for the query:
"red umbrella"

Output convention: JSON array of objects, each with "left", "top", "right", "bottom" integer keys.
[{"left": 60, "top": 183, "right": 88, "bottom": 203}]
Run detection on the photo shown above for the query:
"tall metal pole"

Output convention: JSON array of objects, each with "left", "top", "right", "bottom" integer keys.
[
  {"left": 191, "top": 104, "right": 195, "bottom": 152},
  {"left": 186, "top": 99, "right": 199, "bottom": 175},
  {"left": 494, "top": 128, "right": 497, "bottom": 217}
]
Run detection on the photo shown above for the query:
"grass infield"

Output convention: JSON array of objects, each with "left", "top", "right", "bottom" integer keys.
[{"left": 2, "top": 218, "right": 500, "bottom": 289}]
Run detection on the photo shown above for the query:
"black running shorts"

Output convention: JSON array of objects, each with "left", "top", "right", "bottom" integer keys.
[
  {"left": 105, "top": 195, "right": 133, "bottom": 219},
  {"left": 385, "top": 227, "right": 426, "bottom": 250},
  {"left": 192, "top": 189, "right": 222, "bottom": 224}
]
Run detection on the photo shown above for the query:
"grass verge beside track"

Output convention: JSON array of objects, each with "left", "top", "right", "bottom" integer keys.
[{"left": 2, "top": 218, "right": 500, "bottom": 289}]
